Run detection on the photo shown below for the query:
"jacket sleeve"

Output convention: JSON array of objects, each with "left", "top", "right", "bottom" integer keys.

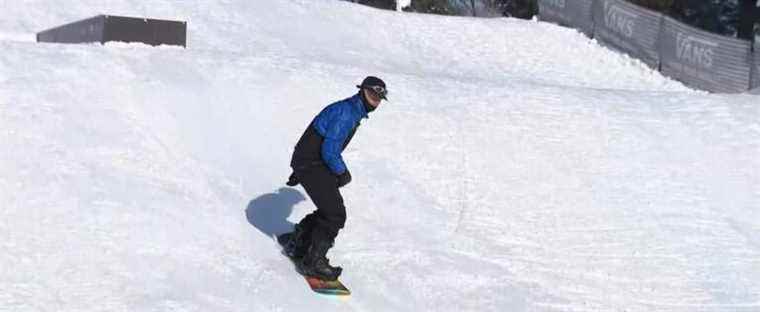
[{"left": 320, "top": 115, "right": 354, "bottom": 175}]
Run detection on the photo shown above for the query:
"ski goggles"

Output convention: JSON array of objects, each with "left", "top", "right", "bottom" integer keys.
[{"left": 365, "top": 85, "right": 388, "bottom": 100}]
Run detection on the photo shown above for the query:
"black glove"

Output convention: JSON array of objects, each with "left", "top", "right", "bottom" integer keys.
[
  {"left": 286, "top": 172, "right": 299, "bottom": 187},
  {"left": 336, "top": 170, "right": 352, "bottom": 188}
]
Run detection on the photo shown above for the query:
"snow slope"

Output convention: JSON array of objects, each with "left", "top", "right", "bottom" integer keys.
[{"left": 1, "top": 1, "right": 758, "bottom": 311}]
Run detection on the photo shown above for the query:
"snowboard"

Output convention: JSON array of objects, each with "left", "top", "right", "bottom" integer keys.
[
  {"left": 276, "top": 233, "right": 351, "bottom": 296},
  {"left": 303, "top": 276, "right": 350, "bottom": 296}
]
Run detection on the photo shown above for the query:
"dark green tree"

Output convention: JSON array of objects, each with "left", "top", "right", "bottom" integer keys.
[
  {"left": 355, "top": 0, "right": 397, "bottom": 10},
  {"left": 736, "top": 0, "right": 758, "bottom": 39},
  {"left": 488, "top": 0, "right": 538, "bottom": 19},
  {"left": 403, "top": 0, "right": 458, "bottom": 15},
  {"left": 668, "top": 0, "right": 739, "bottom": 36},
  {"left": 403, "top": 0, "right": 538, "bottom": 18},
  {"left": 628, "top": 0, "right": 674, "bottom": 12}
]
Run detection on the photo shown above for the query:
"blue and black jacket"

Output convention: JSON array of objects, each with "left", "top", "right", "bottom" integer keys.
[{"left": 290, "top": 93, "right": 370, "bottom": 175}]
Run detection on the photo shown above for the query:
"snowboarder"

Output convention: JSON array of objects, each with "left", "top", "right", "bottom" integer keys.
[{"left": 281, "top": 76, "right": 388, "bottom": 281}]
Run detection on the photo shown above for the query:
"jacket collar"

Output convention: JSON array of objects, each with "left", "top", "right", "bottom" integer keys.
[{"left": 350, "top": 93, "right": 370, "bottom": 119}]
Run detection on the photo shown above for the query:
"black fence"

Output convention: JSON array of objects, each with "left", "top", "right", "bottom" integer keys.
[
  {"left": 754, "top": 46, "right": 760, "bottom": 89},
  {"left": 37, "top": 15, "right": 187, "bottom": 48},
  {"left": 538, "top": 0, "right": 756, "bottom": 93}
]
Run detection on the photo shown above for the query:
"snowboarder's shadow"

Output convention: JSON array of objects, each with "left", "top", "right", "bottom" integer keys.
[{"left": 245, "top": 187, "right": 306, "bottom": 239}]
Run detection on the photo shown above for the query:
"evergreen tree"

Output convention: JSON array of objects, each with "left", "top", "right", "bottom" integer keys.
[
  {"left": 403, "top": 0, "right": 458, "bottom": 15},
  {"left": 490, "top": 0, "right": 538, "bottom": 19},
  {"left": 355, "top": 0, "right": 398, "bottom": 10},
  {"left": 736, "top": 0, "right": 757, "bottom": 39},
  {"left": 628, "top": 0, "right": 674, "bottom": 12},
  {"left": 404, "top": 0, "right": 537, "bottom": 18},
  {"left": 400, "top": 0, "right": 751, "bottom": 35},
  {"left": 669, "top": 0, "right": 739, "bottom": 36}
]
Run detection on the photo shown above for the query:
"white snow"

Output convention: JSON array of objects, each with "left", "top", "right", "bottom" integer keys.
[{"left": 1, "top": 0, "right": 759, "bottom": 311}]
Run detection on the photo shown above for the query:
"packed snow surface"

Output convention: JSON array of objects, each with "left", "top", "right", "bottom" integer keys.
[{"left": 1, "top": 1, "right": 758, "bottom": 311}]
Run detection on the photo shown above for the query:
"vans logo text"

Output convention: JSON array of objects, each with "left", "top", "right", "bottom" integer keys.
[
  {"left": 604, "top": 2, "right": 635, "bottom": 37},
  {"left": 676, "top": 33, "right": 717, "bottom": 68}
]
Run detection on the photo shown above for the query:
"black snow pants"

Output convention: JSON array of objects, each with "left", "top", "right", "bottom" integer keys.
[{"left": 296, "top": 165, "right": 347, "bottom": 249}]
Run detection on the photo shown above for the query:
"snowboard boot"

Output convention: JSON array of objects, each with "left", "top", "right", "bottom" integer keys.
[
  {"left": 279, "top": 224, "right": 311, "bottom": 260},
  {"left": 297, "top": 240, "right": 342, "bottom": 281}
]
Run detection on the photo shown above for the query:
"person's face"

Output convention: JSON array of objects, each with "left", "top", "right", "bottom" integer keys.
[{"left": 363, "top": 88, "right": 382, "bottom": 108}]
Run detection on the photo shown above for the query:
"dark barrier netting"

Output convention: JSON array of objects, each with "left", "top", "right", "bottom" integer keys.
[
  {"left": 592, "top": 0, "right": 662, "bottom": 68},
  {"left": 659, "top": 16, "right": 752, "bottom": 93},
  {"left": 37, "top": 16, "right": 106, "bottom": 44},
  {"left": 37, "top": 15, "right": 186, "bottom": 47},
  {"left": 104, "top": 16, "right": 187, "bottom": 47},
  {"left": 753, "top": 46, "right": 760, "bottom": 89},
  {"left": 538, "top": 0, "right": 595, "bottom": 36}
]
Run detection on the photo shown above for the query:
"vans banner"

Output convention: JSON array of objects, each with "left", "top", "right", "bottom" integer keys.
[
  {"left": 592, "top": 0, "right": 663, "bottom": 68},
  {"left": 658, "top": 16, "right": 752, "bottom": 93},
  {"left": 538, "top": 0, "right": 595, "bottom": 36}
]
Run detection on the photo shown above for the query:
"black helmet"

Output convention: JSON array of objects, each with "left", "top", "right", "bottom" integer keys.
[{"left": 356, "top": 76, "right": 388, "bottom": 100}]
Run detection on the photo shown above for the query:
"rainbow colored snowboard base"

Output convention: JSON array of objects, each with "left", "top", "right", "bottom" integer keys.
[
  {"left": 304, "top": 276, "right": 351, "bottom": 296},
  {"left": 276, "top": 233, "right": 350, "bottom": 296}
]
